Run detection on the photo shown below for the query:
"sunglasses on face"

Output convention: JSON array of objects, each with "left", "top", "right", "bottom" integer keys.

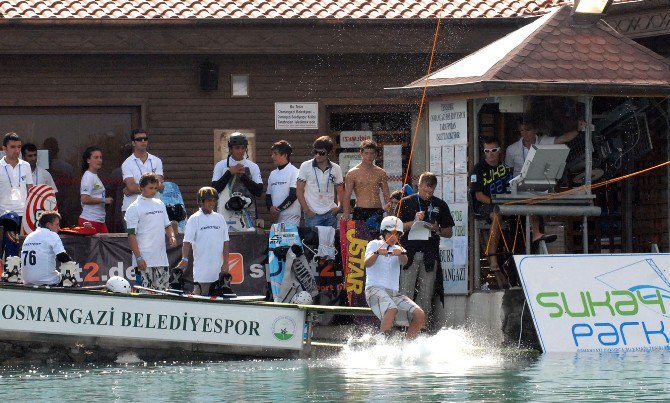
[
  {"left": 313, "top": 149, "right": 327, "bottom": 156},
  {"left": 484, "top": 147, "right": 500, "bottom": 154},
  {"left": 134, "top": 137, "right": 149, "bottom": 142}
]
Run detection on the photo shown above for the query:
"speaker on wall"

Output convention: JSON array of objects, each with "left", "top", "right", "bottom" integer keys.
[{"left": 200, "top": 61, "right": 219, "bottom": 91}]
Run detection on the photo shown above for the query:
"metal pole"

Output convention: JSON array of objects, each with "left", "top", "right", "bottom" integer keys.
[
  {"left": 666, "top": 100, "right": 670, "bottom": 251},
  {"left": 473, "top": 99, "right": 483, "bottom": 290},
  {"left": 526, "top": 214, "right": 531, "bottom": 254},
  {"left": 583, "top": 96, "right": 593, "bottom": 254}
]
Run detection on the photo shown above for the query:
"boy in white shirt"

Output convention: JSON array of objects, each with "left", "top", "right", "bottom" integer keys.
[
  {"left": 125, "top": 172, "right": 176, "bottom": 291},
  {"left": 365, "top": 216, "right": 425, "bottom": 340},
  {"left": 266, "top": 140, "right": 301, "bottom": 225},
  {"left": 176, "top": 187, "right": 230, "bottom": 296},
  {"left": 21, "top": 211, "right": 74, "bottom": 286}
]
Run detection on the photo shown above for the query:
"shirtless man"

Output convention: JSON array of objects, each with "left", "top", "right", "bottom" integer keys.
[{"left": 342, "top": 140, "right": 390, "bottom": 230}]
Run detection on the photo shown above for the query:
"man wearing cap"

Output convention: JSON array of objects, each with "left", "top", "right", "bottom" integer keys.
[
  {"left": 121, "top": 129, "right": 164, "bottom": 214},
  {"left": 211, "top": 132, "right": 263, "bottom": 227}
]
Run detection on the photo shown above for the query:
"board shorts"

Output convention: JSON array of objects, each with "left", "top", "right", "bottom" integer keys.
[
  {"left": 365, "top": 286, "right": 420, "bottom": 327},
  {"left": 352, "top": 207, "right": 384, "bottom": 231},
  {"left": 140, "top": 266, "right": 169, "bottom": 291}
]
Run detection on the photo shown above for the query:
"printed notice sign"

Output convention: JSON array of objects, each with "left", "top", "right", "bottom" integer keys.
[
  {"left": 340, "top": 131, "right": 373, "bottom": 149},
  {"left": 275, "top": 102, "right": 318, "bottom": 130},
  {"left": 429, "top": 100, "right": 467, "bottom": 146}
]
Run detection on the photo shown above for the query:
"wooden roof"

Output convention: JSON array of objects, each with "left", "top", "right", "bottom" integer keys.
[{"left": 394, "top": 5, "right": 670, "bottom": 97}]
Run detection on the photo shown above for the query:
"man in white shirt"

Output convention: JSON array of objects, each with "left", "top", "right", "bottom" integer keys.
[
  {"left": 0, "top": 133, "right": 34, "bottom": 217},
  {"left": 176, "top": 187, "right": 230, "bottom": 296},
  {"left": 296, "top": 135, "right": 344, "bottom": 229},
  {"left": 266, "top": 140, "right": 301, "bottom": 225},
  {"left": 505, "top": 119, "right": 585, "bottom": 244},
  {"left": 125, "top": 173, "right": 176, "bottom": 291},
  {"left": 211, "top": 132, "right": 263, "bottom": 226},
  {"left": 121, "top": 129, "right": 164, "bottom": 213},
  {"left": 20, "top": 143, "right": 57, "bottom": 193},
  {"left": 21, "top": 211, "right": 74, "bottom": 286}
]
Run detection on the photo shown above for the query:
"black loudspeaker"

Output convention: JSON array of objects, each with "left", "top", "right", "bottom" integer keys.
[{"left": 200, "top": 61, "right": 219, "bottom": 91}]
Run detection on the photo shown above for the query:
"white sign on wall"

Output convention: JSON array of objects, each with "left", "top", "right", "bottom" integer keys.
[
  {"left": 441, "top": 203, "right": 468, "bottom": 294},
  {"left": 429, "top": 100, "right": 468, "bottom": 146},
  {"left": 275, "top": 102, "right": 318, "bottom": 130},
  {"left": 517, "top": 254, "right": 670, "bottom": 353},
  {"left": 339, "top": 131, "right": 373, "bottom": 149}
]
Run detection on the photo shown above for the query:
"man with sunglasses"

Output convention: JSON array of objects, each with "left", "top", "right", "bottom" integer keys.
[
  {"left": 469, "top": 137, "right": 512, "bottom": 286},
  {"left": 296, "top": 136, "right": 344, "bottom": 228},
  {"left": 121, "top": 129, "right": 164, "bottom": 214}
]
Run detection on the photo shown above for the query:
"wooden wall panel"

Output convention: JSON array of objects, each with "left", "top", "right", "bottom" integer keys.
[{"left": 0, "top": 53, "right": 453, "bottom": 224}]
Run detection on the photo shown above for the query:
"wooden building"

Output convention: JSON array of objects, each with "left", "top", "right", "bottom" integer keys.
[{"left": 0, "top": 0, "right": 667, "bottom": 231}]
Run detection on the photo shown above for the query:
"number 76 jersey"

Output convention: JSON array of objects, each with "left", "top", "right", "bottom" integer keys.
[{"left": 20, "top": 227, "right": 65, "bottom": 286}]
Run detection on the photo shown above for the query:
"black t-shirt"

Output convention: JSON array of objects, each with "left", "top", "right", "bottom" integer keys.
[
  {"left": 398, "top": 194, "right": 455, "bottom": 262},
  {"left": 469, "top": 160, "right": 512, "bottom": 210}
]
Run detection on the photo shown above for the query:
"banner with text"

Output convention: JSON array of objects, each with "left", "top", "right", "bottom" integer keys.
[{"left": 517, "top": 254, "right": 670, "bottom": 353}]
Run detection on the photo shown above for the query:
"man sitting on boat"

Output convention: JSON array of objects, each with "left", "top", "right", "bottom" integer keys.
[{"left": 21, "top": 211, "right": 74, "bottom": 286}]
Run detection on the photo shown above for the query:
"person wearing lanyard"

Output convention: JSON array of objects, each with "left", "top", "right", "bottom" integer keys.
[
  {"left": 397, "top": 172, "right": 454, "bottom": 333},
  {"left": 297, "top": 135, "right": 344, "bottom": 229},
  {"left": 121, "top": 129, "right": 164, "bottom": 215},
  {"left": 79, "top": 147, "right": 113, "bottom": 233},
  {"left": 0, "top": 132, "right": 33, "bottom": 218},
  {"left": 20, "top": 143, "right": 58, "bottom": 193}
]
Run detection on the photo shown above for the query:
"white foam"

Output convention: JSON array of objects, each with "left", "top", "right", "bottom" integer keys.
[{"left": 336, "top": 328, "right": 502, "bottom": 375}]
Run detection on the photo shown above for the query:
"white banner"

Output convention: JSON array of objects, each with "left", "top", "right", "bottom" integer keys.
[
  {"left": 275, "top": 102, "right": 318, "bottom": 130},
  {"left": 0, "top": 289, "right": 305, "bottom": 350},
  {"left": 516, "top": 254, "right": 670, "bottom": 353},
  {"left": 428, "top": 100, "right": 467, "bottom": 146},
  {"left": 441, "top": 203, "right": 468, "bottom": 295}
]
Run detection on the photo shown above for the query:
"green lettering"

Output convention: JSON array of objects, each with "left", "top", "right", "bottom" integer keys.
[
  {"left": 613, "top": 290, "right": 638, "bottom": 316},
  {"left": 57, "top": 308, "right": 68, "bottom": 323},
  {"left": 121, "top": 312, "right": 132, "bottom": 326},
  {"left": 561, "top": 292, "right": 590, "bottom": 317},
  {"left": 586, "top": 291, "right": 614, "bottom": 317},
  {"left": 637, "top": 290, "right": 666, "bottom": 314},
  {"left": 536, "top": 292, "right": 563, "bottom": 318},
  {"left": 145, "top": 313, "right": 156, "bottom": 329},
  {"left": 70, "top": 309, "right": 83, "bottom": 324},
  {"left": 26, "top": 306, "right": 42, "bottom": 321},
  {"left": 134, "top": 313, "right": 144, "bottom": 328},
  {"left": 202, "top": 317, "right": 212, "bottom": 333},
  {"left": 43, "top": 308, "right": 54, "bottom": 322},
  {"left": 83, "top": 311, "right": 95, "bottom": 325},
  {"left": 157, "top": 314, "right": 167, "bottom": 330},
  {"left": 249, "top": 321, "right": 260, "bottom": 336}
]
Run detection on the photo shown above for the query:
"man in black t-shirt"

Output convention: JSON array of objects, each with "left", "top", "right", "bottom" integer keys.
[
  {"left": 398, "top": 172, "right": 454, "bottom": 330},
  {"left": 469, "top": 138, "right": 512, "bottom": 287}
]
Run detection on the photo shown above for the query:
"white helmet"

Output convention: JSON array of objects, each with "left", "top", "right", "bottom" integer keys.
[
  {"left": 106, "top": 276, "right": 131, "bottom": 294},
  {"left": 290, "top": 291, "right": 313, "bottom": 305},
  {"left": 380, "top": 216, "right": 404, "bottom": 233}
]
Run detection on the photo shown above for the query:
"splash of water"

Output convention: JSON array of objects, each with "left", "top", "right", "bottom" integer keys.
[{"left": 336, "top": 328, "right": 503, "bottom": 375}]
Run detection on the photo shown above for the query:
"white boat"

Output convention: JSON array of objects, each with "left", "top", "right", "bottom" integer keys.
[{"left": 0, "top": 284, "right": 372, "bottom": 361}]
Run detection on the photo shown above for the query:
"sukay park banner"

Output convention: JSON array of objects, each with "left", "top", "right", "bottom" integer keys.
[{"left": 516, "top": 254, "right": 670, "bottom": 353}]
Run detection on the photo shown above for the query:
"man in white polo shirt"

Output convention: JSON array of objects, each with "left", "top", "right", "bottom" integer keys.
[
  {"left": 266, "top": 140, "right": 301, "bottom": 226},
  {"left": 21, "top": 211, "right": 74, "bottom": 286},
  {"left": 125, "top": 172, "right": 176, "bottom": 291},
  {"left": 121, "top": 129, "right": 164, "bottom": 213},
  {"left": 0, "top": 133, "right": 34, "bottom": 218},
  {"left": 296, "top": 135, "right": 344, "bottom": 229},
  {"left": 176, "top": 187, "right": 230, "bottom": 296}
]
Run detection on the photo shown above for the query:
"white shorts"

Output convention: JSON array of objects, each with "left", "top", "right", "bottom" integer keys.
[{"left": 365, "top": 286, "right": 420, "bottom": 327}]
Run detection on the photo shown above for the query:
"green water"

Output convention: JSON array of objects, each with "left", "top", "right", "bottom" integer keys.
[{"left": 1, "top": 329, "right": 668, "bottom": 401}]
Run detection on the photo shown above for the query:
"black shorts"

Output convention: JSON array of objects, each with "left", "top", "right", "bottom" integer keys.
[{"left": 353, "top": 207, "right": 384, "bottom": 230}]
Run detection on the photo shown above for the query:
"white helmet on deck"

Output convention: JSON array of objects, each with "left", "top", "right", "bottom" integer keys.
[
  {"left": 380, "top": 216, "right": 404, "bottom": 233},
  {"left": 106, "top": 276, "right": 131, "bottom": 294},
  {"left": 291, "top": 291, "right": 313, "bottom": 305}
]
